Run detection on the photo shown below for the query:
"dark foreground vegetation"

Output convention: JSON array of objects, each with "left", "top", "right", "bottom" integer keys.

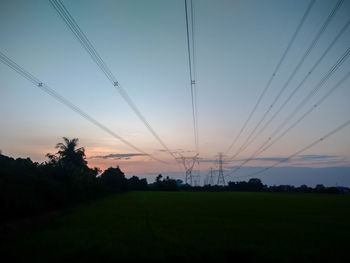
[
  {"left": 0, "top": 138, "right": 147, "bottom": 223},
  {"left": 1, "top": 137, "right": 348, "bottom": 224},
  {"left": 1, "top": 192, "right": 349, "bottom": 263}
]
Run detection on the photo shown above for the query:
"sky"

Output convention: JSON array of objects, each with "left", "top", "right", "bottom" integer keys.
[{"left": 0, "top": 0, "right": 350, "bottom": 186}]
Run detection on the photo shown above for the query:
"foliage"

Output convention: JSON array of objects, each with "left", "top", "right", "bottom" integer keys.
[
  {"left": 227, "top": 178, "right": 264, "bottom": 192},
  {"left": 150, "top": 174, "right": 178, "bottom": 191},
  {"left": 128, "top": 175, "right": 148, "bottom": 190},
  {"left": 0, "top": 137, "right": 148, "bottom": 223}
]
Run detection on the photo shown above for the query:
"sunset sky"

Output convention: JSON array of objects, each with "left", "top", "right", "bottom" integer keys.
[{"left": 1, "top": 0, "right": 350, "bottom": 186}]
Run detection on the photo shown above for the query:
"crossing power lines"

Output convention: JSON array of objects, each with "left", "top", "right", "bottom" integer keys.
[
  {"left": 0, "top": 51, "right": 166, "bottom": 164},
  {"left": 226, "top": 44, "right": 350, "bottom": 178},
  {"left": 226, "top": 0, "right": 344, "bottom": 161},
  {"left": 232, "top": 117, "right": 350, "bottom": 180},
  {"left": 184, "top": 0, "right": 199, "bottom": 154},
  {"left": 1, "top": 0, "right": 349, "bottom": 183},
  {"left": 219, "top": 0, "right": 349, "bottom": 182},
  {"left": 224, "top": 0, "right": 316, "bottom": 155},
  {"left": 241, "top": 18, "right": 350, "bottom": 154},
  {"left": 49, "top": 0, "right": 178, "bottom": 162}
]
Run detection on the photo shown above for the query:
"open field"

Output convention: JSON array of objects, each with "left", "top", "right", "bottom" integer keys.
[{"left": 1, "top": 192, "right": 349, "bottom": 262}]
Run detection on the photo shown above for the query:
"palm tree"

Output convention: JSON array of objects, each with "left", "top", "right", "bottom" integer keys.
[{"left": 54, "top": 137, "right": 87, "bottom": 168}]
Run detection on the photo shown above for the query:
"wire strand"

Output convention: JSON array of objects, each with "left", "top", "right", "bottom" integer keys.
[
  {"left": 238, "top": 18, "right": 350, "bottom": 155},
  {"left": 224, "top": 0, "right": 316, "bottom": 155},
  {"left": 226, "top": 50, "right": 350, "bottom": 177},
  {"left": 227, "top": 0, "right": 343, "bottom": 159},
  {"left": 185, "top": 0, "right": 199, "bottom": 153},
  {"left": 233, "top": 117, "right": 350, "bottom": 180},
  {"left": 50, "top": 0, "right": 178, "bottom": 161},
  {"left": 0, "top": 51, "right": 167, "bottom": 164}
]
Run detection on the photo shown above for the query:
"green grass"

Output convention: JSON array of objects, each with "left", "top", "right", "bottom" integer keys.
[{"left": 1, "top": 192, "right": 350, "bottom": 262}]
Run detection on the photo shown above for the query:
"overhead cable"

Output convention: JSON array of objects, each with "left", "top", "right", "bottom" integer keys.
[
  {"left": 185, "top": 0, "right": 199, "bottom": 153},
  {"left": 49, "top": 0, "right": 178, "bottom": 161},
  {"left": 228, "top": 0, "right": 344, "bottom": 159},
  {"left": 224, "top": 0, "right": 316, "bottom": 155},
  {"left": 0, "top": 51, "right": 166, "bottom": 164},
  {"left": 232, "top": 117, "right": 350, "bottom": 180}
]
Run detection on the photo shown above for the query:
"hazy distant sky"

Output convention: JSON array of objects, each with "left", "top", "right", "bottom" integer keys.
[{"left": 1, "top": 0, "right": 349, "bottom": 185}]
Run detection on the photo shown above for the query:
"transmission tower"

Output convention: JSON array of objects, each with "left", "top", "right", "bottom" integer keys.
[
  {"left": 209, "top": 167, "right": 214, "bottom": 185},
  {"left": 217, "top": 153, "right": 225, "bottom": 185},
  {"left": 176, "top": 153, "right": 199, "bottom": 185},
  {"left": 193, "top": 172, "right": 201, "bottom": 186}
]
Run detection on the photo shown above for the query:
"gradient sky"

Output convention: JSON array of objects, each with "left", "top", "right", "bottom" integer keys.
[{"left": 1, "top": 0, "right": 350, "bottom": 185}]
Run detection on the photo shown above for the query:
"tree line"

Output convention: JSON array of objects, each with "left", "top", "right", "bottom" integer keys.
[
  {"left": 1, "top": 137, "right": 347, "bottom": 223},
  {"left": 0, "top": 138, "right": 147, "bottom": 223}
]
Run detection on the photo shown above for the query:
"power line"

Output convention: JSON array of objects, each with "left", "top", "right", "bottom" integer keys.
[
  {"left": 190, "top": 0, "right": 199, "bottom": 154},
  {"left": 226, "top": 52, "right": 350, "bottom": 177},
  {"left": 224, "top": 0, "right": 316, "bottom": 155},
  {"left": 185, "top": 0, "right": 199, "bottom": 153},
  {"left": 232, "top": 117, "right": 350, "bottom": 180},
  {"left": 226, "top": 48, "right": 350, "bottom": 176},
  {"left": 239, "top": 18, "right": 350, "bottom": 155},
  {"left": 268, "top": 47, "right": 350, "bottom": 141},
  {"left": 259, "top": 70, "right": 350, "bottom": 157},
  {"left": 0, "top": 51, "right": 166, "bottom": 164},
  {"left": 49, "top": 0, "right": 178, "bottom": 161},
  {"left": 228, "top": 0, "right": 344, "bottom": 160}
]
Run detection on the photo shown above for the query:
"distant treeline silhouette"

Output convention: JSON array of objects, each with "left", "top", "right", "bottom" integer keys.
[
  {"left": 0, "top": 137, "right": 348, "bottom": 223},
  {"left": 153, "top": 173, "right": 348, "bottom": 194},
  {"left": 185, "top": 180, "right": 347, "bottom": 194},
  {"left": 0, "top": 137, "right": 147, "bottom": 223}
]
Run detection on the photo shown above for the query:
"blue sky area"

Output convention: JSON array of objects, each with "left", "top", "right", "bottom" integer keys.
[{"left": 0, "top": 0, "right": 349, "bottom": 186}]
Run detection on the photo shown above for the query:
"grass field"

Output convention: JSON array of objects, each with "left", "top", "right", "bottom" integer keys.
[{"left": 1, "top": 192, "right": 349, "bottom": 262}]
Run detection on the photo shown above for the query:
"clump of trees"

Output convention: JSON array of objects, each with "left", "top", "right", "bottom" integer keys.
[
  {"left": 177, "top": 179, "right": 348, "bottom": 194},
  {"left": 176, "top": 178, "right": 265, "bottom": 192},
  {"left": 0, "top": 137, "right": 148, "bottom": 223},
  {"left": 227, "top": 178, "right": 264, "bottom": 192},
  {"left": 149, "top": 174, "right": 178, "bottom": 191}
]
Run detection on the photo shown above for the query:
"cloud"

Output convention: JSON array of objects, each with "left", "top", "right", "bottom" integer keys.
[
  {"left": 248, "top": 157, "right": 289, "bottom": 162},
  {"left": 238, "top": 155, "right": 344, "bottom": 163},
  {"left": 291, "top": 155, "right": 347, "bottom": 166},
  {"left": 155, "top": 149, "right": 193, "bottom": 155},
  {"left": 197, "top": 155, "right": 349, "bottom": 172},
  {"left": 156, "top": 149, "right": 195, "bottom": 153},
  {"left": 156, "top": 149, "right": 168, "bottom": 153},
  {"left": 91, "top": 153, "right": 147, "bottom": 160},
  {"left": 295, "top": 155, "right": 339, "bottom": 161},
  {"left": 224, "top": 154, "right": 346, "bottom": 168},
  {"left": 199, "top": 157, "right": 290, "bottom": 164}
]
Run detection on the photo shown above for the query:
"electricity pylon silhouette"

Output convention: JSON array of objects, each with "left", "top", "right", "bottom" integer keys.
[
  {"left": 176, "top": 153, "right": 199, "bottom": 185},
  {"left": 217, "top": 153, "right": 225, "bottom": 185},
  {"left": 193, "top": 173, "right": 201, "bottom": 186},
  {"left": 209, "top": 167, "right": 214, "bottom": 185}
]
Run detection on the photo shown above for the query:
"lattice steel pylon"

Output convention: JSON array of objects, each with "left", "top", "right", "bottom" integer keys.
[
  {"left": 217, "top": 153, "right": 225, "bottom": 185},
  {"left": 176, "top": 153, "right": 199, "bottom": 185},
  {"left": 193, "top": 172, "right": 201, "bottom": 186},
  {"left": 209, "top": 167, "right": 214, "bottom": 185}
]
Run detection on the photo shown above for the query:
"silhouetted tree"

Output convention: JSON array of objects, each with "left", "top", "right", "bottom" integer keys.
[
  {"left": 156, "top": 174, "right": 163, "bottom": 183},
  {"left": 47, "top": 137, "right": 87, "bottom": 169},
  {"left": 151, "top": 174, "right": 178, "bottom": 191},
  {"left": 128, "top": 176, "right": 148, "bottom": 190},
  {"left": 248, "top": 178, "right": 264, "bottom": 191},
  {"left": 100, "top": 166, "right": 128, "bottom": 192}
]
